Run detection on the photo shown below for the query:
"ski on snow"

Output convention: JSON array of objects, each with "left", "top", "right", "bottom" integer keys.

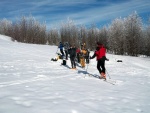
[
  {"left": 87, "top": 74, "right": 116, "bottom": 85},
  {"left": 103, "top": 79, "right": 116, "bottom": 85}
]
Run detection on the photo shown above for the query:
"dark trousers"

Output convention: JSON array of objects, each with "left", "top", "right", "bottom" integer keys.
[
  {"left": 60, "top": 49, "right": 64, "bottom": 56},
  {"left": 65, "top": 50, "right": 68, "bottom": 60},
  {"left": 97, "top": 59, "right": 105, "bottom": 74},
  {"left": 85, "top": 56, "right": 90, "bottom": 64},
  {"left": 70, "top": 57, "right": 76, "bottom": 68},
  {"left": 77, "top": 53, "right": 80, "bottom": 63}
]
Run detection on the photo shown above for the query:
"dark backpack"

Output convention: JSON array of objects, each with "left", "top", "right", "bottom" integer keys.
[{"left": 61, "top": 59, "right": 66, "bottom": 65}]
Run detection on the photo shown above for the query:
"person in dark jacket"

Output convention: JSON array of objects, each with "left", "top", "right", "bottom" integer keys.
[
  {"left": 64, "top": 42, "right": 69, "bottom": 60},
  {"left": 90, "top": 42, "right": 108, "bottom": 80},
  {"left": 68, "top": 45, "right": 76, "bottom": 69},
  {"left": 58, "top": 42, "right": 64, "bottom": 56}
]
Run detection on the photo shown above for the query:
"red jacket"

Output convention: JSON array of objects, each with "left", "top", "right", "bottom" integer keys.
[
  {"left": 100, "top": 46, "right": 106, "bottom": 58},
  {"left": 76, "top": 48, "right": 80, "bottom": 53},
  {"left": 94, "top": 45, "right": 106, "bottom": 60}
]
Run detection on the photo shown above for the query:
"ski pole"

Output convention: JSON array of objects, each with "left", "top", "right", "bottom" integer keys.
[
  {"left": 56, "top": 48, "right": 58, "bottom": 54},
  {"left": 106, "top": 69, "right": 111, "bottom": 79},
  {"left": 86, "top": 63, "right": 89, "bottom": 72},
  {"left": 84, "top": 63, "right": 89, "bottom": 78},
  {"left": 84, "top": 57, "right": 90, "bottom": 78}
]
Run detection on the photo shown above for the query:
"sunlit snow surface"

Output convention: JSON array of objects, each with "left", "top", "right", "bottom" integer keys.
[{"left": 0, "top": 34, "right": 150, "bottom": 113}]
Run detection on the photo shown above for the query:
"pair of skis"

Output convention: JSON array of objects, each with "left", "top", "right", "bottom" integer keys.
[
  {"left": 103, "top": 79, "right": 116, "bottom": 85},
  {"left": 87, "top": 74, "right": 116, "bottom": 85}
]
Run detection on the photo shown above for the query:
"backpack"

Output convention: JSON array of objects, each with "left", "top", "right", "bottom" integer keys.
[
  {"left": 61, "top": 59, "right": 66, "bottom": 65},
  {"left": 80, "top": 49, "right": 87, "bottom": 58}
]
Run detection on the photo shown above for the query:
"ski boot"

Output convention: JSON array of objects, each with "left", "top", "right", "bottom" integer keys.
[{"left": 100, "top": 72, "right": 106, "bottom": 80}]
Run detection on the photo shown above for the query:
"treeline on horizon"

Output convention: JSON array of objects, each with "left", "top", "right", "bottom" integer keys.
[{"left": 0, "top": 12, "right": 150, "bottom": 56}]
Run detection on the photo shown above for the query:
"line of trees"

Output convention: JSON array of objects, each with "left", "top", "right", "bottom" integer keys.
[{"left": 0, "top": 12, "right": 150, "bottom": 56}]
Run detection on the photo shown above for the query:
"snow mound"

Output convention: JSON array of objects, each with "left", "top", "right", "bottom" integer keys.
[{"left": 0, "top": 34, "right": 12, "bottom": 42}]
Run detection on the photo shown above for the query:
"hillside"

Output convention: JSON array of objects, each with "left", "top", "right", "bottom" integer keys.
[{"left": 0, "top": 34, "right": 150, "bottom": 113}]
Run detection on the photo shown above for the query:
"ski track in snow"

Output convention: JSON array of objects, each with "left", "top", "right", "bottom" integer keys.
[
  {"left": 0, "top": 74, "right": 73, "bottom": 88},
  {"left": 0, "top": 35, "right": 150, "bottom": 113}
]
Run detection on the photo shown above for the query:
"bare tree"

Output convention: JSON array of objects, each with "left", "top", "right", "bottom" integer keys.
[
  {"left": 78, "top": 25, "right": 87, "bottom": 47},
  {"left": 108, "top": 18, "right": 125, "bottom": 54},
  {"left": 0, "top": 18, "right": 12, "bottom": 36},
  {"left": 87, "top": 24, "right": 98, "bottom": 50},
  {"left": 0, "top": 13, "right": 150, "bottom": 57},
  {"left": 144, "top": 18, "right": 150, "bottom": 56},
  {"left": 60, "top": 19, "right": 78, "bottom": 46},
  {"left": 99, "top": 26, "right": 108, "bottom": 48},
  {"left": 124, "top": 12, "right": 142, "bottom": 56},
  {"left": 47, "top": 28, "right": 59, "bottom": 45},
  {"left": 13, "top": 15, "right": 47, "bottom": 44}
]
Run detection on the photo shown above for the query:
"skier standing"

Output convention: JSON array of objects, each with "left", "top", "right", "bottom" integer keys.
[
  {"left": 58, "top": 42, "right": 64, "bottom": 56},
  {"left": 64, "top": 42, "right": 69, "bottom": 60},
  {"left": 90, "top": 42, "right": 108, "bottom": 80},
  {"left": 68, "top": 45, "right": 77, "bottom": 69},
  {"left": 80, "top": 43, "right": 87, "bottom": 68}
]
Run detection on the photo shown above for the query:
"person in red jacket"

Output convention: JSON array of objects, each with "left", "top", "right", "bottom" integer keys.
[
  {"left": 76, "top": 47, "right": 80, "bottom": 63},
  {"left": 90, "top": 42, "right": 108, "bottom": 80}
]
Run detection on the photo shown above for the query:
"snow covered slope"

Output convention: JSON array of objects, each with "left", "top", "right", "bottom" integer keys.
[
  {"left": 0, "top": 34, "right": 12, "bottom": 41},
  {"left": 0, "top": 34, "right": 150, "bottom": 113}
]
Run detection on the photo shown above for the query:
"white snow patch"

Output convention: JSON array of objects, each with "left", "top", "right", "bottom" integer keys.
[
  {"left": 0, "top": 34, "right": 12, "bottom": 42},
  {"left": 0, "top": 35, "right": 150, "bottom": 113}
]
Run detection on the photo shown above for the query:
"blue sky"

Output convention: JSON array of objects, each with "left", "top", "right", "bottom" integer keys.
[{"left": 0, "top": 0, "right": 150, "bottom": 29}]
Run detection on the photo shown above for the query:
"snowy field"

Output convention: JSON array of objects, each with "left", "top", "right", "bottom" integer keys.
[{"left": 0, "top": 34, "right": 150, "bottom": 113}]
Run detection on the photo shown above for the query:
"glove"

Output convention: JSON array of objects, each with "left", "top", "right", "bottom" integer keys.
[{"left": 106, "top": 58, "right": 109, "bottom": 61}]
